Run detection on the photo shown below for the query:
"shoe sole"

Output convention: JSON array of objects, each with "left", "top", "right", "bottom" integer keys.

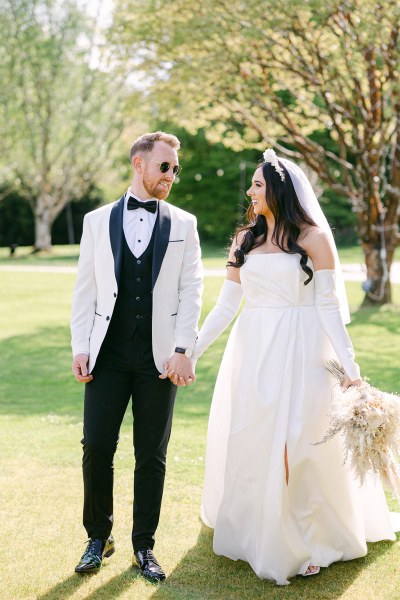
[
  {"left": 140, "top": 572, "right": 166, "bottom": 583},
  {"left": 104, "top": 546, "right": 115, "bottom": 558},
  {"left": 75, "top": 565, "right": 100, "bottom": 574}
]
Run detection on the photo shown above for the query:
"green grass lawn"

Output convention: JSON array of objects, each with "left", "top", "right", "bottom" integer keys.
[
  {"left": 2, "top": 241, "right": 397, "bottom": 269},
  {"left": 1, "top": 271, "right": 400, "bottom": 600}
]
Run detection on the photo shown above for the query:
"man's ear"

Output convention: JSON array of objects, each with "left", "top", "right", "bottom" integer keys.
[{"left": 132, "top": 155, "right": 143, "bottom": 174}]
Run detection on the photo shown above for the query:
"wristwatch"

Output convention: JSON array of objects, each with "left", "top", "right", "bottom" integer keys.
[{"left": 174, "top": 346, "right": 193, "bottom": 358}]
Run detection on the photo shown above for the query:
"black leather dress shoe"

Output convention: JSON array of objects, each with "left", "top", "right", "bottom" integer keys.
[
  {"left": 133, "top": 548, "right": 166, "bottom": 582},
  {"left": 75, "top": 536, "right": 115, "bottom": 574}
]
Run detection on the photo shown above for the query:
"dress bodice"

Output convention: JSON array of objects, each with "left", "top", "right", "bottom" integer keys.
[{"left": 240, "top": 253, "right": 315, "bottom": 309}]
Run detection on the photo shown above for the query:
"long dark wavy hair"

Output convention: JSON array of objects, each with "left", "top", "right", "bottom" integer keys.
[{"left": 228, "top": 160, "right": 317, "bottom": 284}]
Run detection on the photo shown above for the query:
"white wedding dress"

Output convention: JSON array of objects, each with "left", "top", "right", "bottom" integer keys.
[{"left": 201, "top": 253, "right": 397, "bottom": 585}]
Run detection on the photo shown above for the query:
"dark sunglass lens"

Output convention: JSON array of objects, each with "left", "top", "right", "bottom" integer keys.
[
  {"left": 173, "top": 165, "right": 181, "bottom": 175},
  {"left": 159, "top": 162, "right": 170, "bottom": 173}
]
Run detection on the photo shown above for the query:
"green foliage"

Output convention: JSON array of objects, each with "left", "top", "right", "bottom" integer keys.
[
  {"left": 51, "top": 186, "right": 103, "bottom": 245},
  {"left": 0, "top": 0, "right": 127, "bottom": 247},
  {"left": 161, "top": 126, "right": 259, "bottom": 244},
  {"left": 111, "top": 0, "right": 400, "bottom": 295},
  {"left": 0, "top": 185, "right": 103, "bottom": 247},
  {"left": 112, "top": 0, "right": 399, "bottom": 153},
  {"left": 0, "top": 188, "right": 34, "bottom": 247},
  {"left": 111, "top": 125, "right": 357, "bottom": 246},
  {"left": 320, "top": 190, "right": 358, "bottom": 245}
]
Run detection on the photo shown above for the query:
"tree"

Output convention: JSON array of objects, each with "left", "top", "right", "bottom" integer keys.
[
  {"left": 0, "top": 0, "right": 126, "bottom": 250},
  {"left": 0, "top": 184, "right": 102, "bottom": 247},
  {"left": 113, "top": 0, "right": 400, "bottom": 304}
]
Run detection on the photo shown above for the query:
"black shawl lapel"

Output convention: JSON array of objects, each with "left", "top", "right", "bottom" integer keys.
[
  {"left": 109, "top": 195, "right": 125, "bottom": 285},
  {"left": 152, "top": 201, "right": 171, "bottom": 288}
]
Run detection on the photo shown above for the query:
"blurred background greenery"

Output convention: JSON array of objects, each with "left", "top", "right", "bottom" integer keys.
[
  {"left": 0, "top": 0, "right": 399, "bottom": 306},
  {"left": 2, "top": 0, "right": 398, "bottom": 283},
  {"left": 0, "top": 125, "right": 357, "bottom": 249}
]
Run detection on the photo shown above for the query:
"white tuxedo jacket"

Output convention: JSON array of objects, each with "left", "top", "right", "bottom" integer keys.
[{"left": 70, "top": 196, "right": 203, "bottom": 373}]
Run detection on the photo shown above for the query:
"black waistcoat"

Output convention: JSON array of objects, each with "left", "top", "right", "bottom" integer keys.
[{"left": 106, "top": 226, "right": 155, "bottom": 341}]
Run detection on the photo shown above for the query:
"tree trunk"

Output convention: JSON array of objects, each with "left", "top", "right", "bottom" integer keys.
[
  {"left": 33, "top": 197, "right": 53, "bottom": 251},
  {"left": 361, "top": 240, "right": 395, "bottom": 305}
]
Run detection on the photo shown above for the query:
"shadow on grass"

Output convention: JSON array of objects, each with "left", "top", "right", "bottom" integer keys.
[
  {"left": 36, "top": 568, "right": 141, "bottom": 600},
  {"left": 148, "top": 525, "right": 398, "bottom": 600},
  {"left": 0, "top": 326, "right": 81, "bottom": 416},
  {"left": 0, "top": 325, "right": 216, "bottom": 419},
  {"left": 83, "top": 568, "right": 146, "bottom": 600},
  {"left": 36, "top": 574, "right": 85, "bottom": 600},
  {"left": 350, "top": 303, "right": 400, "bottom": 334}
]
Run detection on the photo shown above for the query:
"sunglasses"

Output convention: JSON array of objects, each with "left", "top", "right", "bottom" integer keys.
[{"left": 142, "top": 157, "right": 182, "bottom": 176}]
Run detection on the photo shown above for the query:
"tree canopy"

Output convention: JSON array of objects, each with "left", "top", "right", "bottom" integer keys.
[
  {"left": 0, "top": 0, "right": 127, "bottom": 249},
  {"left": 113, "top": 0, "right": 400, "bottom": 302}
]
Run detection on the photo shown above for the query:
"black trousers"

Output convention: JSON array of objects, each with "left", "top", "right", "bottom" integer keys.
[{"left": 81, "top": 330, "right": 177, "bottom": 552}]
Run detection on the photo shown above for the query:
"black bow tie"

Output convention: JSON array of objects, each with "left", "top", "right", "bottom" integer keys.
[{"left": 127, "top": 197, "right": 158, "bottom": 213}]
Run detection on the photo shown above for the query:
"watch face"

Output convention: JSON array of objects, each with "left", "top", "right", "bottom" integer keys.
[{"left": 184, "top": 348, "right": 193, "bottom": 358}]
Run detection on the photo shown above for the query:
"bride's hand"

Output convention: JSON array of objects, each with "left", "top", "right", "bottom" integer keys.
[
  {"left": 159, "top": 362, "right": 184, "bottom": 386},
  {"left": 159, "top": 356, "right": 196, "bottom": 386},
  {"left": 341, "top": 372, "right": 362, "bottom": 389}
]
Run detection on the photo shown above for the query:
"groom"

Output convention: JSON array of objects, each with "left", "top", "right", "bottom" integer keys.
[{"left": 70, "top": 131, "right": 203, "bottom": 582}]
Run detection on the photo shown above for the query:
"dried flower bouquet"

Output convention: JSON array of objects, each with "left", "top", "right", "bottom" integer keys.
[{"left": 317, "top": 359, "right": 400, "bottom": 500}]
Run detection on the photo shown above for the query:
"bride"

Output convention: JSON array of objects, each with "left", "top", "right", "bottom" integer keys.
[{"left": 191, "top": 150, "right": 397, "bottom": 585}]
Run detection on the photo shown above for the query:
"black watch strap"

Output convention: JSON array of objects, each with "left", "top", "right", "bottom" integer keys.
[{"left": 174, "top": 346, "right": 193, "bottom": 358}]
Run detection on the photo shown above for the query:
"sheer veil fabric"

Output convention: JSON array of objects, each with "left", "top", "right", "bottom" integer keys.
[{"left": 280, "top": 157, "right": 351, "bottom": 324}]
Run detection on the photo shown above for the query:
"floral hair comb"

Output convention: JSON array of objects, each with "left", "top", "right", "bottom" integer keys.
[{"left": 263, "top": 148, "right": 285, "bottom": 181}]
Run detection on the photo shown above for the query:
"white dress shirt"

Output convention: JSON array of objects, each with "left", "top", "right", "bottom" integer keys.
[{"left": 123, "top": 190, "right": 158, "bottom": 258}]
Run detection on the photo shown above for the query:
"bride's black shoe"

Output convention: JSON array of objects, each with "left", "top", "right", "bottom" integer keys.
[{"left": 75, "top": 536, "right": 115, "bottom": 574}]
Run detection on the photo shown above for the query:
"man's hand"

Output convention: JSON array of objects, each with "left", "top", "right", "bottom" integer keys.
[
  {"left": 72, "top": 353, "right": 93, "bottom": 383},
  {"left": 159, "top": 353, "right": 196, "bottom": 386}
]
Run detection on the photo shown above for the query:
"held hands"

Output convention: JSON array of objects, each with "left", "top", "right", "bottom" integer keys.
[
  {"left": 159, "top": 353, "right": 196, "bottom": 387},
  {"left": 72, "top": 353, "right": 93, "bottom": 383}
]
